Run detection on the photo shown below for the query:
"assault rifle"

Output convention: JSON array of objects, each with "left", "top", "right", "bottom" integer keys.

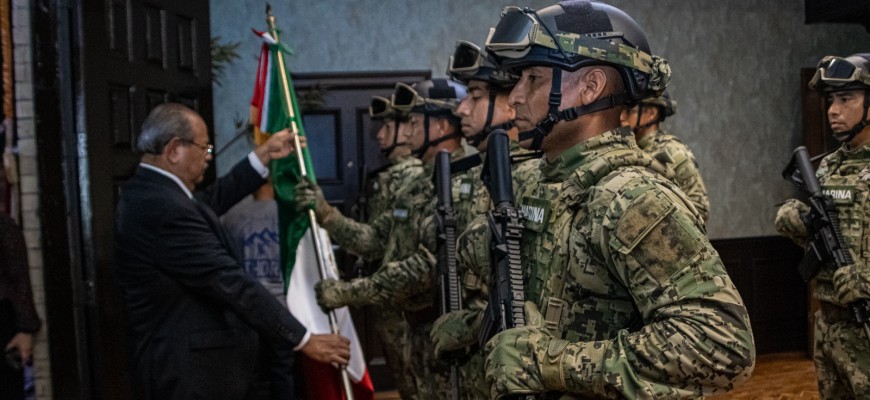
[
  {"left": 783, "top": 146, "right": 870, "bottom": 340},
  {"left": 478, "top": 130, "right": 534, "bottom": 400},
  {"left": 434, "top": 150, "right": 462, "bottom": 400},
  {"left": 477, "top": 130, "right": 526, "bottom": 344}
]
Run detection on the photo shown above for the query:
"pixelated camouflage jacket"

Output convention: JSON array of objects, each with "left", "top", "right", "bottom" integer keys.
[
  {"left": 637, "top": 128, "right": 709, "bottom": 224},
  {"left": 811, "top": 144, "right": 870, "bottom": 306},
  {"left": 322, "top": 155, "right": 430, "bottom": 266},
  {"left": 367, "top": 154, "right": 416, "bottom": 220},
  {"left": 468, "top": 128, "right": 754, "bottom": 398},
  {"left": 323, "top": 148, "right": 477, "bottom": 311}
]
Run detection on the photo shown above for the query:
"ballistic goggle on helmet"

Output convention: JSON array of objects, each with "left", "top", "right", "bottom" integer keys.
[
  {"left": 369, "top": 96, "right": 406, "bottom": 121},
  {"left": 447, "top": 41, "right": 518, "bottom": 91},
  {"left": 484, "top": 0, "right": 670, "bottom": 101},
  {"left": 641, "top": 91, "right": 676, "bottom": 118},
  {"left": 392, "top": 78, "right": 467, "bottom": 116},
  {"left": 809, "top": 54, "right": 870, "bottom": 93}
]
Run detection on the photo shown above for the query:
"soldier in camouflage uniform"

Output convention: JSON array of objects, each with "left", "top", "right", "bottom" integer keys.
[
  {"left": 468, "top": 2, "right": 755, "bottom": 398},
  {"left": 366, "top": 96, "right": 414, "bottom": 220},
  {"left": 775, "top": 53, "right": 870, "bottom": 399},
  {"left": 620, "top": 92, "right": 710, "bottom": 223},
  {"left": 427, "top": 40, "right": 540, "bottom": 400},
  {"left": 307, "top": 79, "right": 469, "bottom": 399},
  {"left": 294, "top": 86, "right": 428, "bottom": 400}
]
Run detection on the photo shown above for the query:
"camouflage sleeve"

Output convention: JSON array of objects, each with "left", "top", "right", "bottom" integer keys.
[
  {"left": 322, "top": 208, "right": 391, "bottom": 261},
  {"left": 556, "top": 182, "right": 755, "bottom": 397},
  {"left": 367, "top": 172, "right": 391, "bottom": 220},
  {"left": 343, "top": 189, "right": 438, "bottom": 304},
  {"left": 664, "top": 142, "right": 710, "bottom": 224},
  {"left": 774, "top": 199, "right": 810, "bottom": 247}
]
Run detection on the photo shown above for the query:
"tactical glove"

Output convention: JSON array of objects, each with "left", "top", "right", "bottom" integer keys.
[
  {"left": 431, "top": 309, "right": 480, "bottom": 359},
  {"left": 774, "top": 199, "right": 810, "bottom": 246},
  {"left": 294, "top": 179, "right": 337, "bottom": 223},
  {"left": 314, "top": 278, "right": 374, "bottom": 310},
  {"left": 833, "top": 262, "right": 870, "bottom": 306},
  {"left": 484, "top": 301, "right": 569, "bottom": 398}
]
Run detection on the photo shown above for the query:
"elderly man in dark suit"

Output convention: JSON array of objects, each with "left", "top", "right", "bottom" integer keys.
[{"left": 116, "top": 103, "right": 350, "bottom": 399}]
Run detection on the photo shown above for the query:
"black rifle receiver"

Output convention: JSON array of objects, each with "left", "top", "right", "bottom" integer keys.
[
  {"left": 434, "top": 150, "right": 462, "bottom": 400},
  {"left": 435, "top": 150, "right": 463, "bottom": 317},
  {"left": 478, "top": 130, "right": 527, "bottom": 344},
  {"left": 783, "top": 146, "right": 870, "bottom": 340},
  {"left": 478, "top": 130, "right": 534, "bottom": 400}
]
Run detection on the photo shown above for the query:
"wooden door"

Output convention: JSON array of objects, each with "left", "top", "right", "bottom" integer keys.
[
  {"left": 63, "top": 0, "right": 212, "bottom": 397},
  {"left": 292, "top": 71, "right": 430, "bottom": 390}
]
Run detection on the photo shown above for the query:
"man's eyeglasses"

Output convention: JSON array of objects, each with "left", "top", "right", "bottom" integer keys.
[{"left": 179, "top": 138, "right": 214, "bottom": 154}]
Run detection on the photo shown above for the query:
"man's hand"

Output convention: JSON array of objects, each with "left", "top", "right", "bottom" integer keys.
[
  {"left": 431, "top": 309, "right": 479, "bottom": 359},
  {"left": 834, "top": 262, "right": 870, "bottom": 306},
  {"left": 255, "top": 128, "right": 305, "bottom": 165},
  {"left": 5, "top": 332, "right": 34, "bottom": 364},
  {"left": 294, "top": 180, "right": 336, "bottom": 223},
  {"left": 300, "top": 334, "right": 351, "bottom": 366},
  {"left": 774, "top": 199, "right": 811, "bottom": 246}
]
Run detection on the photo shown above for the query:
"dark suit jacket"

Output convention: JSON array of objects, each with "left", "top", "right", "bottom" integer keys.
[{"left": 116, "top": 160, "right": 307, "bottom": 400}]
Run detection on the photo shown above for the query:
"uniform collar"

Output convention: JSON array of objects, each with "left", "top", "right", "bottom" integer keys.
[{"left": 539, "top": 127, "right": 636, "bottom": 182}]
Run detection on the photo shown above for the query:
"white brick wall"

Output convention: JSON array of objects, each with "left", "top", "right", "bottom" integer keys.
[{"left": 11, "top": 0, "right": 52, "bottom": 398}]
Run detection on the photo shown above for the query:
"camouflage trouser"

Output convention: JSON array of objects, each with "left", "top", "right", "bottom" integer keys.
[
  {"left": 373, "top": 307, "right": 417, "bottom": 400},
  {"left": 458, "top": 351, "right": 488, "bottom": 400},
  {"left": 814, "top": 307, "right": 870, "bottom": 399},
  {"left": 409, "top": 320, "right": 452, "bottom": 399}
]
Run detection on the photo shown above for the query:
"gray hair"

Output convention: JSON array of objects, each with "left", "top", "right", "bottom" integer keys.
[{"left": 136, "top": 103, "right": 196, "bottom": 154}]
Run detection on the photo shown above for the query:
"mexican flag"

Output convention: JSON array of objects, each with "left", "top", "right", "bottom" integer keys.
[{"left": 250, "top": 28, "right": 373, "bottom": 400}]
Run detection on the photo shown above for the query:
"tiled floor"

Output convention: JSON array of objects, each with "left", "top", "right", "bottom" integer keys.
[{"left": 374, "top": 352, "right": 819, "bottom": 399}]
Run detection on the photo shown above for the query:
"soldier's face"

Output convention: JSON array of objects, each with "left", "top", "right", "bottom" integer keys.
[
  {"left": 408, "top": 113, "right": 427, "bottom": 151},
  {"left": 457, "top": 80, "right": 515, "bottom": 150},
  {"left": 376, "top": 119, "right": 397, "bottom": 149},
  {"left": 509, "top": 66, "right": 553, "bottom": 134},
  {"left": 827, "top": 90, "right": 867, "bottom": 135}
]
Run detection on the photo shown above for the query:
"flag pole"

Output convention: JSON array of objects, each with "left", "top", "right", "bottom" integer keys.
[{"left": 266, "top": 5, "right": 356, "bottom": 400}]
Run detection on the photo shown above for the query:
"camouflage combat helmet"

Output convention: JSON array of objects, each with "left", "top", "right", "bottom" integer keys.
[
  {"left": 448, "top": 40, "right": 518, "bottom": 91},
  {"left": 809, "top": 53, "right": 870, "bottom": 142},
  {"left": 370, "top": 95, "right": 410, "bottom": 156},
  {"left": 484, "top": 0, "right": 671, "bottom": 149},
  {"left": 640, "top": 91, "right": 676, "bottom": 120},
  {"left": 447, "top": 41, "right": 518, "bottom": 146},
  {"left": 628, "top": 91, "right": 676, "bottom": 134},
  {"left": 392, "top": 78, "right": 467, "bottom": 157}
]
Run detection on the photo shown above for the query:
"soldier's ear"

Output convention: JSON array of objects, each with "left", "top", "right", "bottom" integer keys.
[{"left": 576, "top": 67, "right": 608, "bottom": 106}]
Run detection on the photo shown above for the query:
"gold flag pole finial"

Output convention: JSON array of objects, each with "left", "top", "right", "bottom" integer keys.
[{"left": 265, "top": 8, "right": 356, "bottom": 400}]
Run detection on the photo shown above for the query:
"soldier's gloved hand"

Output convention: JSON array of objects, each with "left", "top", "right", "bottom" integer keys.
[
  {"left": 294, "top": 180, "right": 337, "bottom": 223},
  {"left": 315, "top": 278, "right": 373, "bottom": 310},
  {"left": 774, "top": 199, "right": 811, "bottom": 246},
  {"left": 431, "top": 309, "right": 479, "bottom": 359},
  {"left": 833, "top": 262, "right": 870, "bottom": 306},
  {"left": 484, "top": 301, "right": 569, "bottom": 398}
]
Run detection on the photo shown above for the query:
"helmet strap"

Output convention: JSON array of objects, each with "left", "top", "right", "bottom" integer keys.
[
  {"left": 380, "top": 121, "right": 409, "bottom": 157},
  {"left": 412, "top": 114, "right": 461, "bottom": 158},
  {"left": 517, "top": 67, "right": 632, "bottom": 150},
  {"left": 466, "top": 92, "right": 499, "bottom": 147}
]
